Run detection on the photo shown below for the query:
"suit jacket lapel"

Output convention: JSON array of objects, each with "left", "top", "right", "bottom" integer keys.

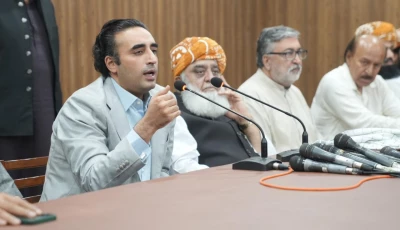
[
  {"left": 103, "top": 77, "right": 131, "bottom": 140},
  {"left": 103, "top": 81, "right": 169, "bottom": 178}
]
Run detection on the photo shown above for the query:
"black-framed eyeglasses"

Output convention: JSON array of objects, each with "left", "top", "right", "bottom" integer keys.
[{"left": 267, "top": 49, "right": 308, "bottom": 61}]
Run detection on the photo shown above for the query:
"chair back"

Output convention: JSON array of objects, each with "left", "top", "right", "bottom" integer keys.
[{"left": 1, "top": 157, "right": 48, "bottom": 203}]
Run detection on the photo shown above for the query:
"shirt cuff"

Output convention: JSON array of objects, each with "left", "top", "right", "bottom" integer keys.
[{"left": 126, "top": 130, "right": 151, "bottom": 162}]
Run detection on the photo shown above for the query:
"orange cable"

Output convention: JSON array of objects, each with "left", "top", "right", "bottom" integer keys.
[{"left": 259, "top": 168, "right": 393, "bottom": 191}]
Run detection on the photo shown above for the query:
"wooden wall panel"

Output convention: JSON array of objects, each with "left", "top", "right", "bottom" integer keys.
[{"left": 51, "top": 0, "right": 400, "bottom": 105}]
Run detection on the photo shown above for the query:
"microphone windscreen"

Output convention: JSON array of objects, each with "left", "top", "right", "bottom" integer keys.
[
  {"left": 289, "top": 155, "right": 305, "bottom": 171},
  {"left": 299, "top": 143, "right": 311, "bottom": 158},
  {"left": 210, "top": 77, "right": 224, "bottom": 88},
  {"left": 380, "top": 146, "right": 393, "bottom": 155},
  {"left": 174, "top": 80, "right": 186, "bottom": 91},
  {"left": 334, "top": 133, "right": 351, "bottom": 149}
]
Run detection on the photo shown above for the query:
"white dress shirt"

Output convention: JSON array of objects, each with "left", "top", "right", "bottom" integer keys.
[
  {"left": 238, "top": 69, "right": 321, "bottom": 153},
  {"left": 112, "top": 78, "right": 207, "bottom": 176},
  {"left": 311, "top": 63, "right": 400, "bottom": 140},
  {"left": 171, "top": 116, "right": 209, "bottom": 174}
]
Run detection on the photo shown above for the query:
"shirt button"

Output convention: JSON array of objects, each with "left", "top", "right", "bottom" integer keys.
[
  {"left": 27, "top": 69, "right": 32, "bottom": 74},
  {"left": 18, "top": 2, "right": 24, "bottom": 7},
  {"left": 21, "top": 17, "right": 27, "bottom": 23},
  {"left": 26, "top": 51, "right": 31, "bottom": 56},
  {"left": 25, "top": 34, "right": 30, "bottom": 39},
  {"left": 26, "top": 86, "right": 32, "bottom": 92},
  {"left": 137, "top": 101, "right": 141, "bottom": 105}
]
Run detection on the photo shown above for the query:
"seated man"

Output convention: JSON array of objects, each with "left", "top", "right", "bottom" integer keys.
[
  {"left": 238, "top": 26, "right": 321, "bottom": 152},
  {"left": 170, "top": 37, "right": 276, "bottom": 167},
  {"left": 311, "top": 34, "right": 400, "bottom": 140},
  {"left": 0, "top": 164, "right": 42, "bottom": 225},
  {"left": 41, "top": 19, "right": 196, "bottom": 201}
]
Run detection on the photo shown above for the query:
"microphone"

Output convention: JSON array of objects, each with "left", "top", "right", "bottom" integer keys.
[
  {"left": 210, "top": 77, "right": 308, "bottom": 143},
  {"left": 289, "top": 155, "right": 364, "bottom": 175},
  {"left": 380, "top": 146, "right": 400, "bottom": 159},
  {"left": 174, "top": 80, "right": 287, "bottom": 171},
  {"left": 334, "top": 134, "right": 400, "bottom": 169},
  {"left": 299, "top": 143, "right": 374, "bottom": 171},
  {"left": 315, "top": 143, "right": 400, "bottom": 173}
]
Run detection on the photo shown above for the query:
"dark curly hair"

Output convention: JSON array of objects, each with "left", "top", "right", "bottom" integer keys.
[{"left": 92, "top": 19, "right": 148, "bottom": 77}]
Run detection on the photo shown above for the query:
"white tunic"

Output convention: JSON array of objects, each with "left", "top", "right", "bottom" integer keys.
[
  {"left": 386, "top": 77, "right": 400, "bottom": 99},
  {"left": 239, "top": 69, "right": 321, "bottom": 152}
]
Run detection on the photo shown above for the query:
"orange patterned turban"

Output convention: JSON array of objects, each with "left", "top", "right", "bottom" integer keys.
[
  {"left": 355, "top": 21, "right": 398, "bottom": 47},
  {"left": 170, "top": 37, "right": 226, "bottom": 78},
  {"left": 396, "top": 29, "right": 400, "bottom": 49}
]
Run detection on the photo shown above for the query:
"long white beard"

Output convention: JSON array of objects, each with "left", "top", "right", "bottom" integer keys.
[{"left": 181, "top": 82, "right": 231, "bottom": 119}]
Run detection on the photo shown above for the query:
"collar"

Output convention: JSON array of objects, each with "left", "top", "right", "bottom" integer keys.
[{"left": 111, "top": 78, "right": 151, "bottom": 112}]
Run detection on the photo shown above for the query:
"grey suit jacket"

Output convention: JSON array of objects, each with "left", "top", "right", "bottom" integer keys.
[
  {"left": 0, "top": 164, "right": 22, "bottom": 197},
  {"left": 41, "top": 77, "right": 175, "bottom": 201}
]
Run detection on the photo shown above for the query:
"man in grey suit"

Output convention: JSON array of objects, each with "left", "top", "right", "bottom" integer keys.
[
  {"left": 41, "top": 19, "right": 181, "bottom": 201},
  {"left": 0, "top": 164, "right": 43, "bottom": 225}
]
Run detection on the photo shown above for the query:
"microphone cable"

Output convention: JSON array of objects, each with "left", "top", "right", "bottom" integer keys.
[{"left": 258, "top": 167, "right": 396, "bottom": 192}]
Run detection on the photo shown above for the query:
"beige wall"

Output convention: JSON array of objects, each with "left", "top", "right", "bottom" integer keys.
[{"left": 52, "top": 0, "right": 400, "bottom": 105}]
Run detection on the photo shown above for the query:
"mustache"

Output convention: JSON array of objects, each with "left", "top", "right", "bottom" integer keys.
[
  {"left": 384, "top": 58, "right": 394, "bottom": 64},
  {"left": 143, "top": 65, "right": 157, "bottom": 73},
  {"left": 288, "top": 65, "right": 302, "bottom": 72},
  {"left": 361, "top": 75, "right": 374, "bottom": 80}
]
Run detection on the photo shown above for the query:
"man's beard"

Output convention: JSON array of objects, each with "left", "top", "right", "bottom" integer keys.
[
  {"left": 181, "top": 82, "right": 231, "bottom": 119},
  {"left": 271, "top": 64, "right": 302, "bottom": 87}
]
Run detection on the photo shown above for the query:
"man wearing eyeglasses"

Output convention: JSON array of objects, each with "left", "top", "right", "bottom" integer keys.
[{"left": 239, "top": 26, "right": 321, "bottom": 152}]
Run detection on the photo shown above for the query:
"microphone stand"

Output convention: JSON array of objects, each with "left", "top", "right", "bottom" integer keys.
[
  {"left": 176, "top": 82, "right": 285, "bottom": 171},
  {"left": 211, "top": 78, "right": 308, "bottom": 143}
]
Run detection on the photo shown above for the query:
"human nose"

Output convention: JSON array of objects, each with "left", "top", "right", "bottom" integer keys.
[
  {"left": 292, "top": 53, "right": 302, "bottom": 64},
  {"left": 204, "top": 69, "right": 213, "bottom": 82},
  {"left": 365, "top": 64, "right": 374, "bottom": 75},
  {"left": 147, "top": 50, "right": 157, "bottom": 65}
]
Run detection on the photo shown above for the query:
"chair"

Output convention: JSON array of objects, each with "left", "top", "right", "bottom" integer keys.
[{"left": 1, "top": 157, "right": 48, "bottom": 203}]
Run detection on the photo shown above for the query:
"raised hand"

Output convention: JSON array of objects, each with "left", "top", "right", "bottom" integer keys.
[{"left": 135, "top": 85, "right": 180, "bottom": 142}]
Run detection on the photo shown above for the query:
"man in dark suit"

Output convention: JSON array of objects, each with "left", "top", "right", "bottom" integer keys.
[{"left": 0, "top": 0, "right": 62, "bottom": 195}]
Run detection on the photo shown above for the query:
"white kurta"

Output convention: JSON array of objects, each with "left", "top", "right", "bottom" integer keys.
[
  {"left": 311, "top": 63, "right": 400, "bottom": 140},
  {"left": 238, "top": 69, "right": 321, "bottom": 153},
  {"left": 386, "top": 77, "right": 400, "bottom": 99}
]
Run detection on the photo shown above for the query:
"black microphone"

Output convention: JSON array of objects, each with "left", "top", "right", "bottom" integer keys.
[
  {"left": 289, "top": 155, "right": 364, "bottom": 175},
  {"left": 380, "top": 146, "right": 400, "bottom": 159},
  {"left": 314, "top": 143, "right": 378, "bottom": 168},
  {"left": 299, "top": 143, "right": 374, "bottom": 171},
  {"left": 210, "top": 77, "right": 308, "bottom": 144},
  {"left": 315, "top": 143, "right": 400, "bottom": 173},
  {"left": 174, "top": 80, "right": 287, "bottom": 171},
  {"left": 334, "top": 133, "right": 400, "bottom": 169}
]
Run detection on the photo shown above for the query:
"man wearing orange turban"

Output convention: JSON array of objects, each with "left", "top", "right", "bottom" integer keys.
[{"left": 171, "top": 37, "right": 276, "bottom": 167}]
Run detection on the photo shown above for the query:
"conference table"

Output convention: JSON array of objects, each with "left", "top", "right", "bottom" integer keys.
[{"left": 6, "top": 164, "right": 399, "bottom": 230}]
